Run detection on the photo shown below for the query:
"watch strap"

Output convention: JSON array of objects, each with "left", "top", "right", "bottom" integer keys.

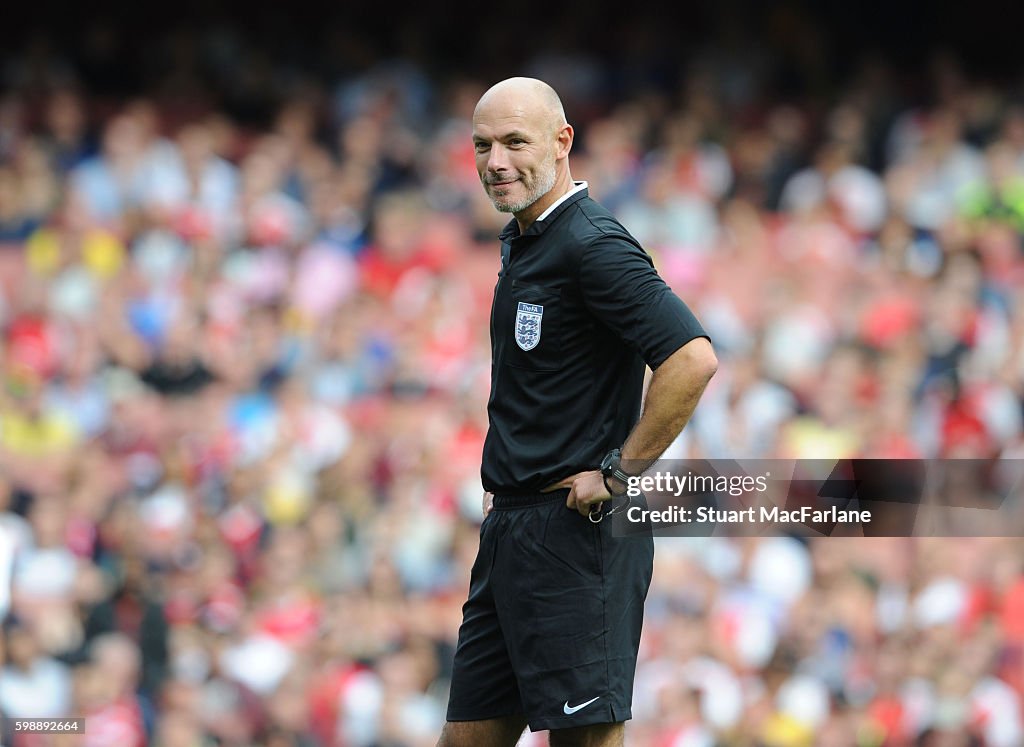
[
  {"left": 602, "top": 463, "right": 632, "bottom": 497},
  {"left": 603, "top": 473, "right": 625, "bottom": 497}
]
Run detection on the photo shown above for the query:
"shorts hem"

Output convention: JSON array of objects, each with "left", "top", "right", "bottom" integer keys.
[
  {"left": 528, "top": 705, "right": 631, "bottom": 732},
  {"left": 445, "top": 709, "right": 524, "bottom": 723}
]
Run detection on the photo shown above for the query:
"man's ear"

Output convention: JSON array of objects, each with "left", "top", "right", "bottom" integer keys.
[{"left": 556, "top": 124, "right": 574, "bottom": 160}]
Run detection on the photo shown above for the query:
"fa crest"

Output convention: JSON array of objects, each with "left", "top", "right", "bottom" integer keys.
[{"left": 515, "top": 302, "right": 544, "bottom": 351}]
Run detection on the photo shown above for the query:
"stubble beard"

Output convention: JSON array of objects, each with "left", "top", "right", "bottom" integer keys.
[{"left": 488, "top": 158, "right": 557, "bottom": 214}]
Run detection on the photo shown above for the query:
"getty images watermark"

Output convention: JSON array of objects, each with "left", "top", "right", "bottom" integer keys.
[
  {"left": 611, "top": 459, "right": 1024, "bottom": 538},
  {"left": 624, "top": 470, "right": 871, "bottom": 526}
]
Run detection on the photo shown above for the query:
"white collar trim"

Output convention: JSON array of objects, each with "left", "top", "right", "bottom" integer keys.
[{"left": 537, "top": 181, "right": 588, "bottom": 222}]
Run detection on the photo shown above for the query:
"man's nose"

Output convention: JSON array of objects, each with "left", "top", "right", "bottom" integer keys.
[{"left": 486, "top": 144, "right": 511, "bottom": 173}]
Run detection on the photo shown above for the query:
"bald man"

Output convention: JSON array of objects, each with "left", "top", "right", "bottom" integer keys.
[{"left": 438, "top": 78, "right": 717, "bottom": 747}]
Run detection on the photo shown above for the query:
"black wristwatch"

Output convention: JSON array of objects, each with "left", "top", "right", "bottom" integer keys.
[{"left": 600, "top": 449, "right": 632, "bottom": 496}]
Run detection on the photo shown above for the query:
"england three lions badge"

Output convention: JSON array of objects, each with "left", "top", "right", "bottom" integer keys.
[{"left": 515, "top": 302, "right": 543, "bottom": 351}]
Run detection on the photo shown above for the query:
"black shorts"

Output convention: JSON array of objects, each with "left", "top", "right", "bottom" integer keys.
[{"left": 445, "top": 490, "right": 654, "bottom": 732}]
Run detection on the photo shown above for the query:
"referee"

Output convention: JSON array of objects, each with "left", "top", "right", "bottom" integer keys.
[{"left": 438, "top": 78, "right": 717, "bottom": 747}]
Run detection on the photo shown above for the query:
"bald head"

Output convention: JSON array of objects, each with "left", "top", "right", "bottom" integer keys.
[
  {"left": 472, "top": 77, "right": 575, "bottom": 223},
  {"left": 474, "top": 77, "right": 566, "bottom": 135}
]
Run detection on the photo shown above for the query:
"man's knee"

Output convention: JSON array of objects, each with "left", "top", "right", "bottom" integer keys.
[
  {"left": 437, "top": 717, "right": 528, "bottom": 747},
  {"left": 548, "top": 722, "right": 625, "bottom": 747}
]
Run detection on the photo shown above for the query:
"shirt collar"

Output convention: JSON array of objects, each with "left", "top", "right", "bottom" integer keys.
[
  {"left": 498, "top": 181, "right": 589, "bottom": 242},
  {"left": 536, "top": 180, "right": 588, "bottom": 221}
]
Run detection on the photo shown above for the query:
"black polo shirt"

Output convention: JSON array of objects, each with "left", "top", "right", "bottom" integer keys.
[{"left": 481, "top": 185, "right": 707, "bottom": 494}]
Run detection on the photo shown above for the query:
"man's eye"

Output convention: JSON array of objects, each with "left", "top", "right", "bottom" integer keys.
[
  {"left": 474, "top": 142, "right": 490, "bottom": 152},
  {"left": 509, "top": 139, "right": 525, "bottom": 146}
]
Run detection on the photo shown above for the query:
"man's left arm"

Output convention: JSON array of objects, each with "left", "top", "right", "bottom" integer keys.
[
  {"left": 566, "top": 337, "right": 717, "bottom": 515},
  {"left": 563, "top": 235, "right": 718, "bottom": 515}
]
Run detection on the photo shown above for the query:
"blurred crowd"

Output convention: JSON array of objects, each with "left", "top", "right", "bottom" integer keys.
[{"left": 1, "top": 23, "right": 1024, "bottom": 747}]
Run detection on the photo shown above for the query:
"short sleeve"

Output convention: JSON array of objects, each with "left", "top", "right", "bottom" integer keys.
[{"left": 578, "top": 236, "right": 708, "bottom": 370}]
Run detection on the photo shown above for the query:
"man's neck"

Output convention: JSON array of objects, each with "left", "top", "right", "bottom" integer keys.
[{"left": 514, "top": 171, "right": 575, "bottom": 234}]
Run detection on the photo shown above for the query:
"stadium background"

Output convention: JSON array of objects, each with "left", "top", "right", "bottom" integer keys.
[{"left": 1, "top": 1, "right": 1024, "bottom": 744}]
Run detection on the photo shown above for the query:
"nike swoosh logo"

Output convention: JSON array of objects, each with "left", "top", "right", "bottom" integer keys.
[{"left": 563, "top": 696, "right": 600, "bottom": 715}]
